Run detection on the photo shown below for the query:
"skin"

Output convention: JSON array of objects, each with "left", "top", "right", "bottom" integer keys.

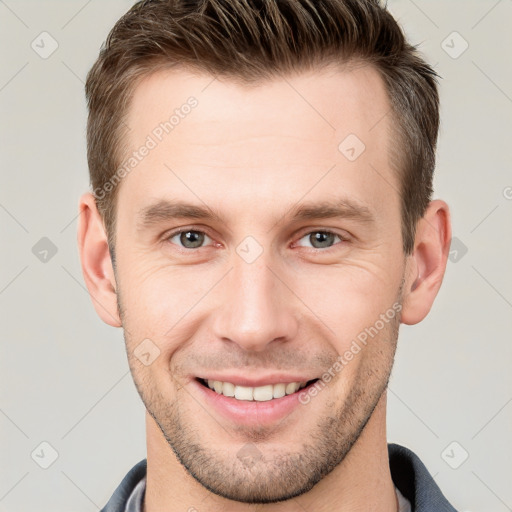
[{"left": 78, "top": 63, "right": 451, "bottom": 512}]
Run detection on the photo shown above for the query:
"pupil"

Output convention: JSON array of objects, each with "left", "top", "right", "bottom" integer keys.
[
  {"left": 311, "top": 231, "right": 334, "bottom": 248},
  {"left": 180, "top": 231, "right": 204, "bottom": 248}
]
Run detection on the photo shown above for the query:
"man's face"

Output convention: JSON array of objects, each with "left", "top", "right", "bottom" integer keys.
[{"left": 113, "top": 64, "right": 406, "bottom": 502}]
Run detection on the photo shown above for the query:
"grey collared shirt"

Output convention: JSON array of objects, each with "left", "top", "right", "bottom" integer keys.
[{"left": 124, "top": 475, "right": 146, "bottom": 512}]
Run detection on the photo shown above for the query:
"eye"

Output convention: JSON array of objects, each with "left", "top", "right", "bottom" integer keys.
[
  {"left": 295, "top": 230, "right": 346, "bottom": 250},
  {"left": 166, "top": 229, "right": 213, "bottom": 249},
  {"left": 163, "top": 228, "right": 346, "bottom": 252}
]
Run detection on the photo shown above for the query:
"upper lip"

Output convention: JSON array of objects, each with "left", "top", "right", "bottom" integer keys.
[{"left": 195, "top": 374, "right": 318, "bottom": 387}]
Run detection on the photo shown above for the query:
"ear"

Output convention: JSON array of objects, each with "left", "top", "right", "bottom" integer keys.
[
  {"left": 401, "top": 199, "right": 452, "bottom": 325},
  {"left": 77, "top": 192, "right": 122, "bottom": 327}
]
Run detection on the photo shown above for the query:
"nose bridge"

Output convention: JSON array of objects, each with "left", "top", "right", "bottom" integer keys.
[{"left": 212, "top": 247, "right": 298, "bottom": 352}]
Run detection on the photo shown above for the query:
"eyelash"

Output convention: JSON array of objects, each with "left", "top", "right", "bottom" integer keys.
[{"left": 163, "top": 227, "right": 349, "bottom": 252}]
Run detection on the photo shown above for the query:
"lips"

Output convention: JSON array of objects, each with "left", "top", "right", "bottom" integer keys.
[{"left": 192, "top": 376, "right": 321, "bottom": 426}]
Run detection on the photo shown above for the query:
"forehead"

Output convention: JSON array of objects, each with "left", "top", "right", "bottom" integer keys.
[
  {"left": 118, "top": 63, "right": 397, "bottom": 223},
  {"left": 126, "top": 62, "right": 390, "bottom": 146}
]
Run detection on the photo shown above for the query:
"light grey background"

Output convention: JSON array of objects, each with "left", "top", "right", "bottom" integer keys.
[{"left": 1, "top": 1, "right": 511, "bottom": 511}]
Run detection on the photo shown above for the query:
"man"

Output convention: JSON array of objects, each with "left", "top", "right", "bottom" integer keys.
[{"left": 77, "top": 0, "right": 457, "bottom": 510}]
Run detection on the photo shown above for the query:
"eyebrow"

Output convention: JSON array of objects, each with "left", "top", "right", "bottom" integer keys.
[
  {"left": 287, "top": 199, "right": 374, "bottom": 224},
  {"left": 136, "top": 197, "right": 375, "bottom": 232},
  {"left": 136, "top": 200, "right": 225, "bottom": 231}
]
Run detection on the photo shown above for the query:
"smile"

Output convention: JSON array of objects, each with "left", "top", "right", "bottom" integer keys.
[{"left": 197, "top": 377, "right": 319, "bottom": 401}]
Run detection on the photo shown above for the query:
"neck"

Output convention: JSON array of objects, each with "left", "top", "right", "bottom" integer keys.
[{"left": 144, "top": 391, "right": 398, "bottom": 512}]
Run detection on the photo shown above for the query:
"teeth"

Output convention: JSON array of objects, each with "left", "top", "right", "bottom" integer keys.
[
  {"left": 253, "top": 385, "right": 273, "bottom": 401},
  {"left": 222, "top": 381, "right": 235, "bottom": 397},
  {"left": 235, "top": 385, "right": 253, "bottom": 401},
  {"left": 285, "top": 382, "right": 299, "bottom": 394},
  {"left": 205, "top": 379, "right": 309, "bottom": 401},
  {"left": 273, "top": 383, "right": 286, "bottom": 398}
]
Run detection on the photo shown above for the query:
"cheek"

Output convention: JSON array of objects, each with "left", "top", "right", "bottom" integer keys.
[
  {"left": 290, "top": 260, "right": 401, "bottom": 341},
  {"left": 119, "top": 257, "right": 201, "bottom": 315},
  {"left": 118, "top": 261, "right": 222, "bottom": 355}
]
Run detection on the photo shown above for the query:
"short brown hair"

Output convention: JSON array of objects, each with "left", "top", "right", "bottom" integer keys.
[{"left": 85, "top": 0, "right": 440, "bottom": 256}]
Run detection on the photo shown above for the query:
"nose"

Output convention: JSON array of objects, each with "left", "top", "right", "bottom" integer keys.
[{"left": 211, "top": 253, "right": 299, "bottom": 352}]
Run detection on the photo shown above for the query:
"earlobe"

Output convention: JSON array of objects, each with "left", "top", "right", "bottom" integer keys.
[
  {"left": 77, "top": 192, "right": 122, "bottom": 327},
  {"left": 400, "top": 200, "right": 451, "bottom": 325}
]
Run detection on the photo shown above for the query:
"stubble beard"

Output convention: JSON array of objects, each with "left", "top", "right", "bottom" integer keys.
[{"left": 117, "top": 278, "right": 403, "bottom": 504}]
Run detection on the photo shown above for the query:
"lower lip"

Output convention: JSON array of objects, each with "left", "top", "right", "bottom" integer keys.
[{"left": 192, "top": 379, "right": 317, "bottom": 427}]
